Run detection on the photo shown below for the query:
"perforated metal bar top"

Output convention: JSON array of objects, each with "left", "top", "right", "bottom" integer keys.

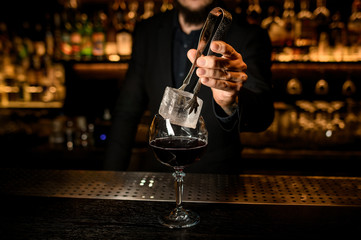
[{"left": 1, "top": 168, "right": 361, "bottom": 206}]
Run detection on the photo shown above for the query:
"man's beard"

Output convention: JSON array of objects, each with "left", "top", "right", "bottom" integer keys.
[{"left": 174, "top": 0, "right": 218, "bottom": 25}]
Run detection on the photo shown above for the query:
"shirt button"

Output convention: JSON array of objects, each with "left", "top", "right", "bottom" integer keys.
[{"left": 183, "top": 44, "right": 188, "bottom": 48}]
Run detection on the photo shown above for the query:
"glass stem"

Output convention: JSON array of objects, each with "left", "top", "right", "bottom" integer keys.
[{"left": 173, "top": 168, "right": 185, "bottom": 210}]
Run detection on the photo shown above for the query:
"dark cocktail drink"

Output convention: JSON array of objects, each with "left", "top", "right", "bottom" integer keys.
[{"left": 150, "top": 136, "right": 207, "bottom": 168}]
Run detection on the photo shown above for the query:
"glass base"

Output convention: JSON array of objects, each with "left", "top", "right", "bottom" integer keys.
[{"left": 158, "top": 207, "right": 200, "bottom": 229}]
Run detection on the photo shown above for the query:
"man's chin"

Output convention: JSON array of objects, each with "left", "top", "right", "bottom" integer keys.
[
  {"left": 185, "top": 0, "right": 210, "bottom": 12},
  {"left": 174, "top": 0, "right": 217, "bottom": 25}
]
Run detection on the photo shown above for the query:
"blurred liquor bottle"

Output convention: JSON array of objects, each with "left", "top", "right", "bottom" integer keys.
[
  {"left": 348, "top": 0, "right": 361, "bottom": 60},
  {"left": 160, "top": 0, "right": 173, "bottom": 13},
  {"left": 313, "top": 0, "right": 331, "bottom": 62},
  {"left": 126, "top": 0, "right": 139, "bottom": 33},
  {"left": 114, "top": 0, "right": 132, "bottom": 57},
  {"left": 261, "top": 6, "right": 285, "bottom": 48},
  {"left": 92, "top": 10, "right": 106, "bottom": 61},
  {"left": 140, "top": 0, "right": 155, "bottom": 20},
  {"left": 80, "top": 13, "right": 93, "bottom": 61},
  {"left": 61, "top": 11, "right": 73, "bottom": 60},
  {"left": 329, "top": 11, "right": 346, "bottom": 61},
  {"left": 44, "top": 13, "right": 55, "bottom": 59},
  {"left": 247, "top": 0, "right": 262, "bottom": 25},
  {"left": 70, "top": 12, "right": 83, "bottom": 61},
  {"left": 295, "top": 0, "right": 315, "bottom": 47},
  {"left": 313, "top": 0, "right": 330, "bottom": 46},
  {"left": 282, "top": 0, "right": 296, "bottom": 47},
  {"left": 105, "top": 2, "right": 118, "bottom": 61},
  {"left": 53, "top": 13, "right": 63, "bottom": 61}
]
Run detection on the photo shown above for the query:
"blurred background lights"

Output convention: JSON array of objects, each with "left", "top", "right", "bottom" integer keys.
[{"left": 100, "top": 134, "right": 107, "bottom": 141}]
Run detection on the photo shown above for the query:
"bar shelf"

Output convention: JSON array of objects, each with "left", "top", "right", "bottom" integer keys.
[{"left": 0, "top": 101, "right": 63, "bottom": 109}]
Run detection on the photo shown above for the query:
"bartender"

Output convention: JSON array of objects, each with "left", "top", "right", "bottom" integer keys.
[{"left": 104, "top": 0, "right": 274, "bottom": 174}]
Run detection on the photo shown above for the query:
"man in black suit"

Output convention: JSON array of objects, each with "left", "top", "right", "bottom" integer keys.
[{"left": 104, "top": 0, "right": 274, "bottom": 174}]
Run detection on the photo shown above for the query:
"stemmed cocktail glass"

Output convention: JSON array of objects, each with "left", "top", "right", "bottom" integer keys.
[{"left": 149, "top": 114, "right": 208, "bottom": 228}]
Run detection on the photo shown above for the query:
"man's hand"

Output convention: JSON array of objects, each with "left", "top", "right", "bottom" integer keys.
[{"left": 187, "top": 41, "right": 247, "bottom": 115}]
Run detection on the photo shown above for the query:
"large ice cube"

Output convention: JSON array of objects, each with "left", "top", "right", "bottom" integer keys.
[{"left": 158, "top": 87, "right": 203, "bottom": 129}]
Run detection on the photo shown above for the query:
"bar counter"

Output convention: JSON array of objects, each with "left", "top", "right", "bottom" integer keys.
[{"left": 1, "top": 168, "right": 361, "bottom": 239}]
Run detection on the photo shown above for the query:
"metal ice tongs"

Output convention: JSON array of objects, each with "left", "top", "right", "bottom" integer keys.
[{"left": 179, "top": 7, "right": 232, "bottom": 114}]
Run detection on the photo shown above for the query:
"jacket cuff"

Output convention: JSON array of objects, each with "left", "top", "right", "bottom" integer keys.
[{"left": 213, "top": 100, "right": 239, "bottom": 131}]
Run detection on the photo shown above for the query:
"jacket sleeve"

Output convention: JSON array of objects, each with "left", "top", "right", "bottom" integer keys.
[
  {"left": 104, "top": 23, "right": 148, "bottom": 170},
  {"left": 214, "top": 24, "right": 274, "bottom": 133},
  {"left": 237, "top": 25, "right": 274, "bottom": 132}
]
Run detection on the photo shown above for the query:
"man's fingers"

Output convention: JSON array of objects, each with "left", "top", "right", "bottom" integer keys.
[
  {"left": 201, "top": 77, "right": 242, "bottom": 91},
  {"left": 197, "top": 68, "right": 247, "bottom": 83},
  {"left": 196, "top": 56, "right": 247, "bottom": 72},
  {"left": 187, "top": 49, "right": 197, "bottom": 62},
  {"left": 210, "top": 41, "right": 238, "bottom": 59}
]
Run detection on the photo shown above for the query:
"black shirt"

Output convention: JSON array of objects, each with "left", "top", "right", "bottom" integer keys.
[{"left": 172, "top": 15, "right": 201, "bottom": 88}]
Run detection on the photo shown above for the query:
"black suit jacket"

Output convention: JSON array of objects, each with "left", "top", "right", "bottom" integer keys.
[{"left": 104, "top": 9, "right": 274, "bottom": 174}]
